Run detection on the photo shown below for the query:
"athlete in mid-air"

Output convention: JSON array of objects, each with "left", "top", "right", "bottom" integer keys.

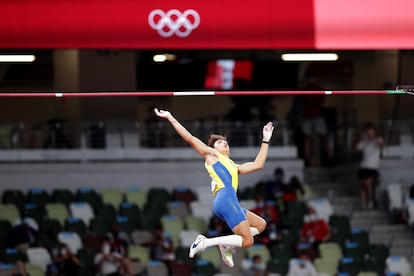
[{"left": 154, "top": 108, "right": 275, "bottom": 267}]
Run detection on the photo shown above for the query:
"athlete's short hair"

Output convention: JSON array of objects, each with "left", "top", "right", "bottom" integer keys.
[{"left": 207, "top": 134, "right": 227, "bottom": 148}]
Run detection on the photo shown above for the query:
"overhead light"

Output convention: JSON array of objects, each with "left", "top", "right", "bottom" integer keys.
[
  {"left": 153, "top": 53, "right": 176, "bottom": 63},
  {"left": 281, "top": 53, "right": 338, "bottom": 61},
  {"left": 0, "top": 55, "right": 36, "bottom": 62}
]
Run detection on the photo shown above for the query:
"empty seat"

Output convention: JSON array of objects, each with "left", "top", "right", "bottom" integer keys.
[
  {"left": 95, "top": 203, "right": 117, "bottom": 225},
  {"left": 22, "top": 203, "right": 46, "bottom": 225},
  {"left": 245, "top": 244, "right": 271, "bottom": 264},
  {"left": 131, "top": 230, "right": 152, "bottom": 246},
  {"left": 167, "top": 201, "right": 190, "bottom": 218},
  {"left": 101, "top": 189, "right": 123, "bottom": 211},
  {"left": 0, "top": 204, "right": 20, "bottom": 225},
  {"left": 161, "top": 215, "right": 184, "bottom": 246},
  {"left": 179, "top": 230, "right": 200, "bottom": 248},
  {"left": 51, "top": 189, "right": 75, "bottom": 206},
  {"left": 45, "top": 203, "right": 69, "bottom": 226},
  {"left": 128, "top": 245, "right": 149, "bottom": 266},
  {"left": 58, "top": 231, "right": 82, "bottom": 254},
  {"left": 190, "top": 201, "right": 213, "bottom": 223},
  {"left": 76, "top": 187, "right": 102, "bottom": 211},
  {"left": 27, "top": 188, "right": 51, "bottom": 208},
  {"left": 307, "top": 197, "right": 334, "bottom": 222},
  {"left": 119, "top": 202, "right": 140, "bottom": 227},
  {"left": 386, "top": 256, "right": 412, "bottom": 276},
  {"left": 65, "top": 217, "right": 87, "bottom": 236},
  {"left": 125, "top": 187, "right": 147, "bottom": 209},
  {"left": 26, "top": 247, "right": 52, "bottom": 271},
  {"left": 185, "top": 215, "right": 208, "bottom": 233},
  {"left": 69, "top": 202, "right": 94, "bottom": 226},
  {"left": 2, "top": 189, "right": 25, "bottom": 210},
  {"left": 199, "top": 247, "right": 221, "bottom": 269},
  {"left": 146, "top": 260, "right": 169, "bottom": 276}
]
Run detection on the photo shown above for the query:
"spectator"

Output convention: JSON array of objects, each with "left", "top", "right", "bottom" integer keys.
[
  {"left": 355, "top": 123, "right": 384, "bottom": 209},
  {"left": 107, "top": 224, "right": 133, "bottom": 275},
  {"left": 286, "top": 252, "right": 318, "bottom": 276},
  {"left": 265, "top": 167, "right": 286, "bottom": 200},
  {"left": 241, "top": 254, "right": 267, "bottom": 276},
  {"left": 11, "top": 219, "right": 38, "bottom": 252},
  {"left": 282, "top": 176, "right": 305, "bottom": 202},
  {"left": 250, "top": 195, "right": 282, "bottom": 246},
  {"left": 300, "top": 208, "right": 331, "bottom": 248},
  {"left": 51, "top": 243, "right": 80, "bottom": 276},
  {"left": 94, "top": 238, "right": 123, "bottom": 276},
  {"left": 208, "top": 216, "right": 232, "bottom": 236}
]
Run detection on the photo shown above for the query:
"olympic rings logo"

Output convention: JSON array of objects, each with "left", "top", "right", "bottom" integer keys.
[{"left": 148, "top": 9, "right": 200, "bottom": 38}]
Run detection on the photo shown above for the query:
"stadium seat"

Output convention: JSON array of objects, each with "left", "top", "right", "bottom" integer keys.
[
  {"left": 51, "top": 189, "right": 75, "bottom": 206},
  {"left": 95, "top": 203, "right": 117, "bottom": 225},
  {"left": 386, "top": 183, "right": 403, "bottom": 211},
  {"left": 386, "top": 256, "right": 412, "bottom": 276},
  {"left": 239, "top": 199, "right": 257, "bottom": 211},
  {"left": 315, "top": 257, "right": 339, "bottom": 275},
  {"left": 172, "top": 186, "right": 196, "bottom": 206},
  {"left": 319, "top": 242, "right": 343, "bottom": 263},
  {"left": 57, "top": 231, "right": 82, "bottom": 254},
  {"left": 2, "top": 189, "right": 25, "bottom": 210},
  {"left": 45, "top": 203, "right": 69, "bottom": 226},
  {"left": 22, "top": 203, "right": 46, "bottom": 225},
  {"left": 245, "top": 243, "right": 271, "bottom": 264},
  {"left": 0, "top": 204, "right": 20, "bottom": 225},
  {"left": 119, "top": 202, "right": 141, "bottom": 227},
  {"left": 130, "top": 230, "right": 152, "bottom": 245},
  {"left": 39, "top": 218, "right": 62, "bottom": 242},
  {"left": 146, "top": 260, "right": 169, "bottom": 276},
  {"left": 267, "top": 258, "right": 289, "bottom": 275},
  {"left": 170, "top": 260, "right": 192, "bottom": 276},
  {"left": 190, "top": 201, "right": 213, "bottom": 223},
  {"left": 89, "top": 217, "right": 110, "bottom": 236},
  {"left": 0, "top": 219, "right": 12, "bottom": 244},
  {"left": 101, "top": 189, "right": 123, "bottom": 211},
  {"left": 194, "top": 259, "right": 217, "bottom": 276},
  {"left": 350, "top": 228, "right": 370, "bottom": 250},
  {"left": 26, "top": 247, "right": 52, "bottom": 271},
  {"left": 344, "top": 242, "right": 366, "bottom": 263},
  {"left": 167, "top": 201, "right": 190, "bottom": 218},
  {"left": 125, "top": 187, "right": 147, "bottom": 209},
  {"left": 128, "top": 245, "right": 150, "bottom": 266},
  {"left": 179, "top": 230, "right": 200, "bottom": 248},
  {"left": 368, "top": 243, "right": 389, "bottom": 263},
  {"left": 199, "top": 247, "right": 221, "bottom": 269},
  {"left": 65, "top": 217, "right": 87, "bottom": 236},
  {"left": 24, "top": 264, "right": 44, "bottom": 276},
  {"left": 161, "top": 215, "right": 185, "bottom": 246},
  {"left": 69, "top": 202, "right": 94, "bottom": 226},
  {"left": 76, "top": 187, "right": 102, "bottom": 211},
  {"left": 175, "top": 246, "right": 197, "bottom": 268},
  {"left": 27, "top": 188, "right": 51, "bottom": 208},
  {"left": 339, "top": 257, "right": 362, "bottom": 275},
  {"left": 185, "top": 215, "right": 208, "bottom": 233},
  {"left": 2, "top": 247, "right": 27, "bottom": 264},
  {"left": 307, "top": 197, "right": 334, "bottom": 222}
]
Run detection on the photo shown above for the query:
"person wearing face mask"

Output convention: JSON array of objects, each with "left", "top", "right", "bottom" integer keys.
[
  {"left": 265, "top": 167, "right": 286, "bottom": 201},
  {"left": 241, "top": 254, "right": 267, "bottom": 276},
  {"left": 51, "top": 243, "right": 80, "bottom": 276},
  {"left": 300, "top": 208, "right": 331, "bottom": 248},
  {"left": 154, "top": 108, "right": 275, "bottom": 268},
  {"left": 287, "top": 252, "right": 318, "bottom": 276},
  {"left": 94, "top": 238, "right": 123, "bottom": 276}
]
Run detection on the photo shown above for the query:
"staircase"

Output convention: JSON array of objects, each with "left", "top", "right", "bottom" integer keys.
[{"left": 304, "top": 165, "right": 414, "bottom": 269}]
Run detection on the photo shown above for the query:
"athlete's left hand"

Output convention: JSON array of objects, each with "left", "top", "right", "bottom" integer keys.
[{"left": 262, "top": 122, "right": 275, "bottom": 142}]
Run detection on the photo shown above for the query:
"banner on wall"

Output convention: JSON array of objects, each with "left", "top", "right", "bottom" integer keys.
[{"left": 0, "top": 0, "right": 413, "bottom": 49}]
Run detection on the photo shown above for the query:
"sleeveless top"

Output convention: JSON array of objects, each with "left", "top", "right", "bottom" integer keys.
[{"left": 205, "top": 152, "right": 238, "bottom": 196}]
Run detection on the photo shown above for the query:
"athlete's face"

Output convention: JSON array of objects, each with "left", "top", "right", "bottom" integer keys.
[{"left": 214, "top": 139, "right": 230, "bottom": 155}]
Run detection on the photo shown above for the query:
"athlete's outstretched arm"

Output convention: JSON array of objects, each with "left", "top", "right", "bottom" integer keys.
[
  {"left": 154, "top": 108, "right": 213, "bottom": 157},
  {"left": 238, "top": 122, "right": 275, "bottom": 174}
]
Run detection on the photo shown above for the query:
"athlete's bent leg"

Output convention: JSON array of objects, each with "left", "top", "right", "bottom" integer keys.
[{"left": 246, "top": 210, "right": 267, "bottom": 234}]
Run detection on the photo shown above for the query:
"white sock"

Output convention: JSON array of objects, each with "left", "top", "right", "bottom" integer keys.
[
  {"left": 204, "top": 235, "right": 243, "bottom": 248},
  {"left": 250, "top": 227, "right": 260, "bottom": 237}
]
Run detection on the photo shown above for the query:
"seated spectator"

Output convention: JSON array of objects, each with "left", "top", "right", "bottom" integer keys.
[
  {"left": 250, "top": 195, "right": 282, "bottom": 246},
  {"left": 107, "top": 224, "right": 133, "bottom": 275},
  {"left": 287, "top": 252, "right": 318, "bottom": 276},
  {"left": 300, "top": 208, "right": 331, "bottom": 248},
  {"left": 282, "top": 176, "right": 305, "bottom": 202},
  {"left": 94, "top": 238, "right": 124, "bottom": 276},
  {"left": 265, "top": 167, "right": 286, "bottom": 200},
  {"left": 241, "top": 254, "right": 267, "bottom": 276},
  {"left": 50, "top": 243, "right": 80, "bottom": 276},
  {"left": 142, "top": 224, "right": 175, "bottom": 266},
  {"left": 11, "top": 219, "right": 38, "bottom": 252}
]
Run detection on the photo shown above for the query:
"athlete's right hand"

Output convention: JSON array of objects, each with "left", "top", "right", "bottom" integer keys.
[{"left": 154, "top": 108, "right": 171, "bottom": 119}]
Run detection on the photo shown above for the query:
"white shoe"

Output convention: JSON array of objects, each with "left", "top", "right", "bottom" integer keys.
[
  {"left": 189, "top": 234, "right": 206, "bottom": 258},
  {"left": 219, "top": 244, "right": 235, "bottom": 267}
]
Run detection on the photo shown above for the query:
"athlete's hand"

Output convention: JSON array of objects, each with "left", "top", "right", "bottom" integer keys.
[
  {"left": 154, "top": 108, "right": 171, "bottom": 119},
  {"left": 262, "top": 122, "right": 275, "bottom": 142}
]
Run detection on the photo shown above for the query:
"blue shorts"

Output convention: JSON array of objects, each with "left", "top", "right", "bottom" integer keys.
[{"left": 213, "top": 188, "right": 247, "bottom": 229}]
